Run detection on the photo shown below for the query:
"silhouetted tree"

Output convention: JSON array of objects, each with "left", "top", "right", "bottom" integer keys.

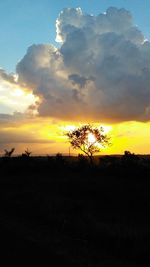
[
  {"left": 123, "top": 151, "right": 139, "bottom": 159},
  {"left": 22, "top": 148, "right": 32, "bottom": 158},
  {"left": 66, "top": 124, "right": 109, "bottom": 164},
  {"left": 122, "top": 151, "right": 139, "bottom": 165},
  {"left": 4, "top": 148, "right": 15, "bottom": 157}
]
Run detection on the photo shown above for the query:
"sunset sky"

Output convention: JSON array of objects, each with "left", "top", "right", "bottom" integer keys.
[{"left": 0, "top": 0, "right": 150, "bottom": 155}]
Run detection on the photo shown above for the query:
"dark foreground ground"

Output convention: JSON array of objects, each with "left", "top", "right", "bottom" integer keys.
[{"left": 0, "top": 154, "right": 150, "bottom": 266}]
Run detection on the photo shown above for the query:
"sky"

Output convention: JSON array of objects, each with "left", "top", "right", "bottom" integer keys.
[
  {"left": 1, "top": 0, "right": 150, "bottom": 72},
  {"left": 0, "top": 0, "right": 150, "bottom": 155}
]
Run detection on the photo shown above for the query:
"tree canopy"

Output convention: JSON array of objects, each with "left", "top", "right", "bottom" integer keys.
[{"left": 66, "top": 124, "right": 109, "bottom": 162}]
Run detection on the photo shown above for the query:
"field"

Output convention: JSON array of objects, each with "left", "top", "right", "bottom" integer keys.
[{"left": 0, "top": 154, "right": 150, "bottom": 266}]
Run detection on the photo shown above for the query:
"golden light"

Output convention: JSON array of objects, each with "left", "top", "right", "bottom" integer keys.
[
  {"left": 12, "top": 88, "right": 24, "bottom": 97},
  {"left": 62, "top": 124, "right": 112, "bottom": 134},
  {"left": 87, "top": 132, "right": 96, "bottom": 144},
  {"left": 0, "top": 116, "right": 149, "bottom": 155},
  {"left": 62, "top": 125, "right": 76, "bottom": 131},
  {"left": 0, "top": 79, "right": 38, "bottom": 113},
  {"left": 100, "top": 125, "right": 112, "bottom": 134}
]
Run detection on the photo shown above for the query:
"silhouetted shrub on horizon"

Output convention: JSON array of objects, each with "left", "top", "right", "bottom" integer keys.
[
  {"left": 21, "top": 148, "right": 32, "bottom": 158},
  {"left": 0, "top": 152, "right": 149, "bottom": 179},
  {"left": 4, "top": 148, "right": 15, "bottom": 157},
  {"left": 122, "top": 151, "right": 139, "bottom": 163}
]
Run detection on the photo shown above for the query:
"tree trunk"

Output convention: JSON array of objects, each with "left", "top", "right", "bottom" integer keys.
[{"left": 88, "top": 154, "right": 94, "bottom": 166}]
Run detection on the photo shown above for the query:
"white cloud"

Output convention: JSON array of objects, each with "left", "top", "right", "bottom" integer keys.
[
  {"left": 0, "top": 76, "right": 37, "bottom": 114},
  {"left": 12, "top": 7, "right": 150, "bottom": 122}
]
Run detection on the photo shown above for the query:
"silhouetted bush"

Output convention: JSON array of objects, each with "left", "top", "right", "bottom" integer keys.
[
  {"left": 21, "top": 149, "right": 32, "bottom": 158},
  {"left": 122, "top": 151, "right": 139, "bottom": 168},
  {"left": 4, "top": 148, "right": 15, "bottom": 157}
]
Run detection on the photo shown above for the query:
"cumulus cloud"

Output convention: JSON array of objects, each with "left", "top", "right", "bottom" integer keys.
[
  {"left": 0, "top": 69, "right": 37, "bottom": 114},
  {"left": 16, "top": 7, "right": 150, "bottom": 122},
  {"left": 0, "top": 69, "right": 17, "bottom": 84}
]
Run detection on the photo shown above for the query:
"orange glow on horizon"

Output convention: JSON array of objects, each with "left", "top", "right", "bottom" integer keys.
[{"left": 0, "top": 117, "right": 149, "bottom": 155}]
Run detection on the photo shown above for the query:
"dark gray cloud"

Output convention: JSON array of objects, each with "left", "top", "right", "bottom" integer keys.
[
  {"left": 16, "top": 7, "right": 150, "bottom": 122},
  {"left": 69, "top": 74, "right": 94, "bottom": 88},
  {"left": 0, "top": 69, "right": 17, "bottom": 84}
]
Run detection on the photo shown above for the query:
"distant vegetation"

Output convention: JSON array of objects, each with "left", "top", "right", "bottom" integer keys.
[
  {"left": 21, "top": 148, "right": 32, "bottom": 158},
  {"left": 0, "top": 149, "right": 149, "bottom": 175},
  {"left": 4, "top": 147, "right": 15, "bottom": 157}
]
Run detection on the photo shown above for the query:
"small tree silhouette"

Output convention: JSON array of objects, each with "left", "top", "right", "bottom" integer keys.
[
  {"left": 122, "top": 150, "right": 139, "bottom": 164},
  {"left": 22, "top": 148, "right": 32, "bottom": 157},
  {"left": 66, "top": 124, "right": 109, "bottom": 164},
  {"left": 4, "top": 148, "right": 15, "bottom": 157}
]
